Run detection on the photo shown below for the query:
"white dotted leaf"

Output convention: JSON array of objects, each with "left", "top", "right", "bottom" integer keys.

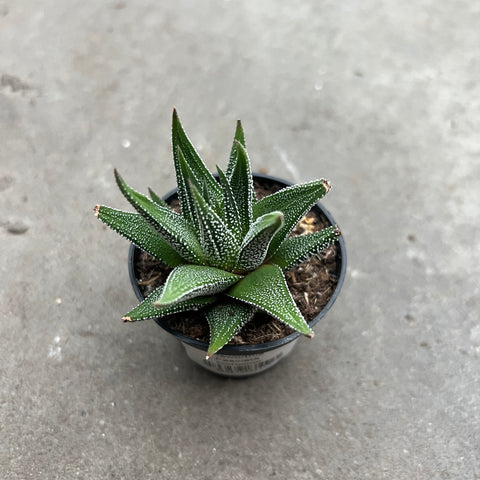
[
  {"left": 235, "top": 211, "right": 284, "bottom": 272},
  {"left": 253, "top": 179, "right": 331, "bottom": 256},
  {"left": 172, "top": 109, "right": 223, "bottom": 216},
  {"left": 226, "top": 120, "right": 246, "bottom": 180},
  {"left": 122, "top": 284, "right": 215, "bottom": 322},
  {"left": 229, "top": 141, "right": 254, "bottom": 236},
  {"left": 154, "top": 265, "right": 242, "bottom": 306},
  {"left": 95, "top": 206, "right": 184, "bottom": 268},
  {"left": 206, "top": 301, "right": 255, "bottom": 358},
  {"left": 227, "top": 264, "right": 313, "bottom": 336},
  {"left": 175, "top": 146, "right": 205, "bottom": 226},
  {"left": 190, "top": 182, "right": 240, "bottom": 270},
  {"left": 217, "top": 165, "right": 242, "bottom": 242},
  {"left": 114, "top": 169, "right": 205, "bottom": 264},
  {"left": 269, "top": 226, "right": 341, "bottom": 272},
  {"left": 148, "top": 188, "right": 168, "bottom": 208}
]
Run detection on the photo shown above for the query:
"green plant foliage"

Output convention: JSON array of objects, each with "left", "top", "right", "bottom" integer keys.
[
  {"left": 269, "top": 225, "right": 341, "bottom": 272},
  {"left": 95, "top": 110, "right": 341, "bottom": 357},
  {"left": 94, "top": 206, "right": 184, "bottom": 268},
  {"left": 205, "top": 301, "right": 255, "bottom": 358},
  {"left": 227, "top": 264, "right": 313, "bottom": 337},
  {"left": 234, "top": 211, "right": 284, "bottom": 273},
  {"left": 154, "top": 265, "right": 241, "bottom": 306},
  {"left": 148, "top": 187, "right": 168, "bottom": 207},
  {"left": 123, "top": 285, "right": 215, "bottom": 322}
]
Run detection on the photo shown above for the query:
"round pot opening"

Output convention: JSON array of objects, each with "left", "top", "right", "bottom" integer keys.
[{"left": 127, "top": 173, "right": 346, "bottom": 376}]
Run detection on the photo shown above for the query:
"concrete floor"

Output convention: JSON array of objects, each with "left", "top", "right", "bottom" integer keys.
[{"left": 1, "top": 1, "right": 479, "bottom": 478}]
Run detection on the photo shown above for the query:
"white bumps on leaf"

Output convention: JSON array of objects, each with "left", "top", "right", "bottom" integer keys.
[
  {"left": 154, "top": 265, "right": 242, "bottom": 306},
  {"left": 227, "top": 264, "right": 313, "bottom": 337}
]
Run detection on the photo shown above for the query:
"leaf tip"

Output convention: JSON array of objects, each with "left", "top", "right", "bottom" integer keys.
[
  {"left": 334, "top": 225, "right": 342, "bottom": 236},
  {"left": 122, "top": 316, "right": 132, "bottom": 322},
  {"left": 272, "top": 210, "right": 285, "bottom": 223},
  {"left": 113, "top": 168, "right": 122, "bottom": 185},
  {"left": 306, "top": 331, "right": 315, "bottom": 339},
  {"left": 94, "top": 205, "right": 100, "bottom": 217},
  {"left": 322, "top": 179, "right": 332, "bottom": 192},
  {"left": 172, "top": 108, "right": 182, "bottom": 127}
]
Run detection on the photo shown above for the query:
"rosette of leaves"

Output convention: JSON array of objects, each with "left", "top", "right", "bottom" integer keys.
[{"left": 95, "top": 110, "right": 341, "bottom": 358}]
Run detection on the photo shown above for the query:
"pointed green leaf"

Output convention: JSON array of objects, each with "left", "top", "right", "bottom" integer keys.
[
  {"left": 122, "top": 284, "right": 215, "bottom": 322},
  {"left": 172, "top": 109, "right": 222, "bottom": 214},
  {"left": 154, "top": 264, "right": 242, "bottom": 306},
  {"left": 229, "top": 140, "right": 254, "bottom": 236},
  {"left": 253, "top": 179, "right": 331, "bottom": 256},
  {"left": 269, "top": 226, "right": 341, "bottom": 272},
  {"left": 148, "top": 187, "right": 168, "bottom": 208},
  {"left": 114, "top": 169, "right": 204, "bottom": 264},
  {"left": 175, "top": 146, "right": 204, "bottom": 223},
  {"left": 226, "top": 120, "right": 246, "bottom": 179},
  {"left": 227, "top": 264, "right": 313, "bottom": 337},
  {"left": 206, "top": 301, "right": 255, "bottom": 358},
  {"left": 190, "top": 182, "right": 240, "bottom": 270},
  {"left": 199, "top": 174, "right": 224, "bottom": 217},
  {"left": 235, "top": 211, "right": 284, "bottom": 272},
  {"left": 216, "top": 165, "right": 242, "bottom": 241},
  {"left": 95, "top": 206, "right": 184, "bottom": 267}
]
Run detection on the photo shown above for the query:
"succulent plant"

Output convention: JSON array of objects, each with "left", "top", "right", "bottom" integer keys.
[{"left": 94, "top": 109, "right": 341, "bottom": 357}]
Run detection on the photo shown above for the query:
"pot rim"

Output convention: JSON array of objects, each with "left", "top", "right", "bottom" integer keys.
[{"left": 128, "top": 172, "right": 347, "bottom": 355}]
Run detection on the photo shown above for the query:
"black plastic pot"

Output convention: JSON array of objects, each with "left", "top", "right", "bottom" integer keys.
[{"left": 128, "top": 173, "right": 346, "bottom": 376}]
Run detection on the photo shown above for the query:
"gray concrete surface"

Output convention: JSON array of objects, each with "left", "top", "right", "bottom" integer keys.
[{"left": 1, "top": 1, "right": 479, "bottom": 478}]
